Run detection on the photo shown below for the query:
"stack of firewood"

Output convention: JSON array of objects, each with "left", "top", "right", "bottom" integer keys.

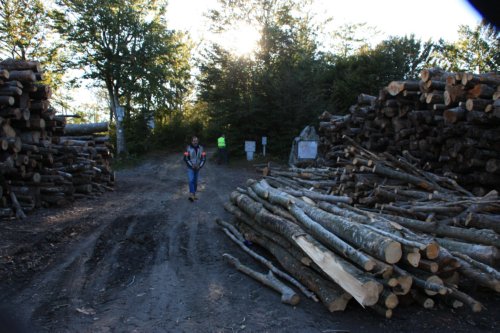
[
  {"left": 318, "top": 68, "right": 500, "bottom": 195},
  {"left": 0, "top": 59, "right": 114, "bottom": 219},
  {"left": 218, "top": 143, "right": 499, "bottom": 318}
]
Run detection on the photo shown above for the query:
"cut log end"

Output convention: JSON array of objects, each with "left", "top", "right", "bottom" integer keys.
[
  {"left": 385, "top": 242, "right": 403, "bottom": 264},
  {"left": 282, "top": 293, "right": 301, "bottom": 306},
  {"left": 406, "top": 252, "right": 421, "bottom": 267},
  {"left": 364, "top": 260, "right": 376, "bottom": 272},
  {"left": 425, "top": 243, "right": 440, "bottom": 260},
  {"left": 370, "top": 304, "right": 393, "bottom": 318},
  {"left": 384, "top": 292, "right": 399, "bottom": 309}
]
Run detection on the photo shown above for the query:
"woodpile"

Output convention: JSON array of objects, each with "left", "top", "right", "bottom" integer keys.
[
  {"left": 318, "top": 68, "right": 500, "bottom": 195},
  {"left": 218, "top": 142, "right": 499, "bottom": 318},
  {"left": 0, "top": 59, "right": 114, "bottom": 219}
]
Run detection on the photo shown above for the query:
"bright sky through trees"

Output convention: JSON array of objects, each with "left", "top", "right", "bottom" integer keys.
[
  {"left": 71, "top": 0, "right": 484, "bottom": 114},
  {"left": 166, "top": 0, "right": 483, "bottom": 56}
]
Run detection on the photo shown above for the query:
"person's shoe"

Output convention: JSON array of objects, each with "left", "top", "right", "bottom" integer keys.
[{"left": 188, "top": 194, "right": 194, "bottom": 202}]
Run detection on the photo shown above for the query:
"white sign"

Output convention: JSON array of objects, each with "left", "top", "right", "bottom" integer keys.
[
  {"left": 245, "top": 141, "right": 256, "bottom": 152},
  {"left": 262, "top": 136, "right": 267, "bottom": 145},
  {"left": 298, "top": 140, "right": 318, "bottom": 159}
]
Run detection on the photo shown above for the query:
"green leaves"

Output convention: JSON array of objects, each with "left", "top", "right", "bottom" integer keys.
[
  {"left": 431, "top": 22, "right": 499, "bottom": 73},
  {"left": 52, "top": 0, "right": 192, "bottom": 154},
  {"left": 0, "top": 0, "right": 47, "bottom": 59},
  {"left": 198, "top": 0, "right": 326, "bottom": 155}
]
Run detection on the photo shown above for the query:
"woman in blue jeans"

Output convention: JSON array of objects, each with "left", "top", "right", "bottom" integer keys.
[{"left": 183, "top": 136, "right": 206, "bottom": 201}]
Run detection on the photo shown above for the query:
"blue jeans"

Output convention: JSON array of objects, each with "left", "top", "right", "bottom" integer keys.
[{"left": 187, "top": 168, "right": 199, "bottom": 194}]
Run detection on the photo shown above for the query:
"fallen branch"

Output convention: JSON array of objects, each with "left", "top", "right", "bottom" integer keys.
[{"left": 223, "top": 253, "right": 300, "bottom": 305}]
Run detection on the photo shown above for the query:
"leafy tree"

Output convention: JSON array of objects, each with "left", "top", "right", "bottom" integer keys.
[
  {"left": 0, "top": 0, "right": 68, "bottom": 101},
  {"left": 373, "top": 35, "right": 435, "bottom": 80},
  {"left": 327, "top": 34, "right": 435, "bottom": 113},
  {"left": 431, "top": 21, "right": 499, "bottom": 72},
  {"left": 0, "top": 0, "right": 48, "bottom": 59},
  {"left": 329, "top": 23, "right": 379, "bottom": 58},
  {"left": 200, "top": 0, "right": 327, "bottom": 156},
  {"left": 52, "top": 0, "right": 191, "bottom": 155}
]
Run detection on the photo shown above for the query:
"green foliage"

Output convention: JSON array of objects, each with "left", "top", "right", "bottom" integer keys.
[
  {"left": 329, "top": 23, "right": 379, "bottom": 58},
  {"left": 0, "top": 0, "right": 68, "bottom": 97},
  {"left": 150, "top": 111, "right": 205, "bottom": 152},
  {"left": 431, "top": 21, "right": 499, "bottom": 72},
  {"left": 69, "top": 111, "right": 89, "bottom": 124},
  {"left": 199, "top": 2, "right": 438, "bottom": 156},
  {"left": 327, "top": 34, "right": 436, "bottom": 113},
  {"left": 199, "top": 0, "right": 328, "bottom": 157},
  {"left": 52, "top": 0, "right": 192, "bottom": 154},
  {"left": 0, "top": 0, "right": 48, "bottom": 59}
]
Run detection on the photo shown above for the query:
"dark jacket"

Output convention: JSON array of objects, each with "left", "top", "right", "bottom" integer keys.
[{"left": 183, "top": 144, "right": 206, "bottom": 170}]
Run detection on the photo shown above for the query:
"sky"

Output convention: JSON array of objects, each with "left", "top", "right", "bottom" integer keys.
[
  {"left": 71, "top": 0, "right": 484, "bottom": 112},
  {"left": 165, "top": 0, "right": 483, "bottom": 55}
]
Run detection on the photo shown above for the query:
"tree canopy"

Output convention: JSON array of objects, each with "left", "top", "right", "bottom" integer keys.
[
  {"left": 431, "top": 21, "right": 499, "bottom": 72},
  {"left": 52, "top": 0, "right": 191, "bottom": 154},
  {"left": 1, "top": 0, "right": 496, "bottom": 157}
]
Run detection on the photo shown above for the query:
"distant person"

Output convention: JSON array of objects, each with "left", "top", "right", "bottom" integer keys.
[
  {"left": 183, "top": 136, "right": 206, "bottom": 202},
  {"left": 217, "top": 134, "right": 228, "bottom": 165}
]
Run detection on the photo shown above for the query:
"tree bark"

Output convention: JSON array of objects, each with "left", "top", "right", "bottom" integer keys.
[
  {"left": 0, "top": 59, "right": 42, "bottom": 72},
  {"left": 217, "top": 218, "right": 318, "bottom": 301},
  {"left": 64, "top": 122, "right": 109, "bottom": 135},
  {"left": 387, "top": 81, "right": 420, "bottom": 96},
  {"left": 7, "top": 70, "right": 37, "bottom": 82},
  {"left": 230, "top": 192, "right": 382, "bottom": 306},
  {"left": 240, "top": 224, "right": 353, "bottom": 311},
  {"left": 0, "top": 96, "right": 15, "bottom": 106},
  {"left": 223, "top": 253, "right": 300, "bottom": 305},
  {"left": 253, "top": 180, "right": 402, "bottom": 264},
  {"left": 443, "top": 106, "right": 467, "bottom": 124}
]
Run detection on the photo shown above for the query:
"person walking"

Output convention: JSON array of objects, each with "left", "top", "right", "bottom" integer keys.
[
  {"left": 183, "top": 136, "right": 206, "bottom": 202},
  {"left": 217, "top": 134, "right": 228, "bottom": 165}
]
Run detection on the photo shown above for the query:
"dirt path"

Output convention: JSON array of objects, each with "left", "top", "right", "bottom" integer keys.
[{"left": 0, "top": 150, "right": 498, "bottom": 332}]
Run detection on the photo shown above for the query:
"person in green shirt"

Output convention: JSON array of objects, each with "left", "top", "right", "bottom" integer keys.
[{"left": 217, "top": 134, "right": 228, "bottom": 165}]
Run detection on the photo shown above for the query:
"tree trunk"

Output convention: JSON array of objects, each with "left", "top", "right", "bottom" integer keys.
[
  {"left": 106, "top": 82, "right": 127, "bottom": 155},
  {"left": 223, "top": 253, "right": 300, "bottom": 305},
  {"left": 238, "top": 224, "right": 353, "bottom": 311},
  {"left": 466, "top": 98, "right": 493, "bottom": 112},
  {"left": 0, "top": 96, "right": 15, "bottom": 106},
  {"left": 436, "top": 237, "right": 499, "bottom": 266},
  {"left": 230, "top": 192, "right": 382, "bottom": 306},
  {"left": 387, "top": 81, "right": 420, "bottom": 96},
  {"left": 0, "top": 59, "right": 42, "bottom": 72},
  {"left": 253, "top": 180, "right": 402, "bottom": 264},
  {"left": 217, "top": 218, "right": 318, "bottom": 302},
  {"left": 7, "top": 70, "right": 37, "bottom": 82},
  {"left": 443, "top": 106, "right": 467, "bottom": 124},
  {"left": 64, "top": 122, "right": 109, "bottom": 135}
]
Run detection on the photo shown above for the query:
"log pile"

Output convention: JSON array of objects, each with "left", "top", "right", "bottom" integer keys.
[
  {"left": 0, "top": 59, "right": 114, "bottom": 219},
  {"left": 318, "top": 68, "right": 500, "bottom": 195},
  {"left": 218, "top": 142, "right": 499, "bottom": 318}
]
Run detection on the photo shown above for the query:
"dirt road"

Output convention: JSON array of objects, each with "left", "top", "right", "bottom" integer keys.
[{"left": 0, "top": 150, "right": 498, "bottom": 332}]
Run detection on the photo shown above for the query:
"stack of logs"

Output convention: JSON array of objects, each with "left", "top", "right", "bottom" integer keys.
[
  {"left": 218, "top": 141, "right": 499, "bottom": 318},
  {"left": 0, "top": 59, "right": 114, "bottom": 219},
  {"left": 318, "top": 68, "right": 500, "bottom": 195}
]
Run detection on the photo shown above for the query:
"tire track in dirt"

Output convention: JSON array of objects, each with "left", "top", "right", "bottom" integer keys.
[
  {"left": 4, "top": 151, "right": 340, "bottom": 332},
  {"left": 2, "top": 150, "right": 499, "bottom": 332},
  {"left": 1, "top": 158, "right": 172, "bottom": 331}
]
